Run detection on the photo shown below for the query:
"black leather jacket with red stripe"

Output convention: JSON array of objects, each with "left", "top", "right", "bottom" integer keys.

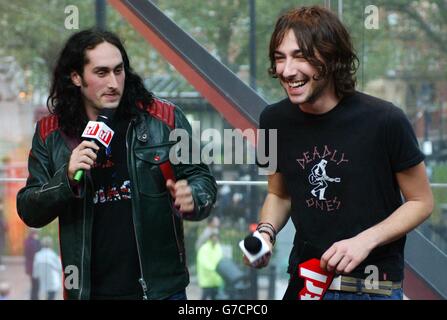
[{"left": 17, "top": 98, "right": 217, "bottom": 300}]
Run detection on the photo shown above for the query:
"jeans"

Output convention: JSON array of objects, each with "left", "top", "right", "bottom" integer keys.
[
  {"left": 323, "top": 288, "right": 403, "bottom": 300},
  {"left": 164, "top": 289, "right": 187, "bottom": 300}
]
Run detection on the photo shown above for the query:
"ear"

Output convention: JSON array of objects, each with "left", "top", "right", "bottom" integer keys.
[{"left": 71, "top": 71, "right": 82, "bottom": 87}]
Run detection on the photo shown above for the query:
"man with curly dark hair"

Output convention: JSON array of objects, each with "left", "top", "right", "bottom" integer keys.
[
  {"left": 246, "top": 6, "right": 433, "bottom": 300},
  {"left": 17, "top": 29, "right": 217, "bottom": 300}
]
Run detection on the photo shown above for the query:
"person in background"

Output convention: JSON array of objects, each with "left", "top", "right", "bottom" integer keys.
[
  {"left": 33, "top": 236, "right": 62, "bottom": 300},
  {"left": 0, "top": 199, "right": 7, "bottom": 270},
  {"left": 0, "top": 282, "right": 11, "bottom": 300},
  {"left": 24, "top": 229, "right": 41, "bottom": 300},
  {"left": 195, "top": 216, "right": 221, "bottom": 250},
  {"left": 196, "top": 231, "right": 223, "bottom": 300}
]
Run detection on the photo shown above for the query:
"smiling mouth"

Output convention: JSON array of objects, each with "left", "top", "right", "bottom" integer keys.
[{"left": 288, "top": 80, "right": 308, "bottom": 88}]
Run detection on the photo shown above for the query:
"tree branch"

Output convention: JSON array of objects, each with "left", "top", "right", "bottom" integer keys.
[
  {"left": 382, "top": 1, "right": 447, "bottom": 54},
  {"left": 402, "top": 6, "right": 447, "bottom": 54},
  {"left": 433, "top": 0, "right": 447, "bottom": 25}
]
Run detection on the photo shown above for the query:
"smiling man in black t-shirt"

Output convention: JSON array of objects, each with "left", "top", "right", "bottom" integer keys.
[{"left": 246, "top": 6, "right": 434, "bottom": 300}]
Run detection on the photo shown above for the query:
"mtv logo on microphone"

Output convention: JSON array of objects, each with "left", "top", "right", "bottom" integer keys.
[
  {"left": 84, "top": 122, "right": 100, "bottom": 136},
  {"left": 81, "top": 121, "right": 114, "bottom": 148},
  {"left": 98, "top": 129, "right": 113, "bottom": 146}
]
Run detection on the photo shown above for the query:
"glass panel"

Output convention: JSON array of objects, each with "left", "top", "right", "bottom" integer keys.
[
  {"left": 344, "top": 0, "right": 447, "bottom": 252},
  {"left": 156, "top": 0, "right": 325, "bottom": 102}
]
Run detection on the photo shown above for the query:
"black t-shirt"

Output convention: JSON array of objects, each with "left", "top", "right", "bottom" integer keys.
[
  {"left": 258, "top": 91, "right": 425, "bottom": 281},
  {"left": 90, "top": 118, "right": 142, "bottom": 299}
]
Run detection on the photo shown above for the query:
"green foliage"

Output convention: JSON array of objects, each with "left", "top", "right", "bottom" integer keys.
[
  {"left": 430, "top": 164, "right": 447, "bottom": 226},
  {"left": 157, "top": 0, "right": 447, "bottom": 103},
  {"left": 156, "top": 0, "right": 324, "bottom": 102},
  {"left": 0, "top": 0, "right": 96, "bottom": 93},
  {"left": 0, "top": 0, "right": 171, "bottom": 96},
  {"left": 1, "top": 1, "right": 446, "bottom": 104}
]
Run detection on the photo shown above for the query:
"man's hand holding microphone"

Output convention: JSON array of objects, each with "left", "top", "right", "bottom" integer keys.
[
  {"left": 68, "top": 109, "right": 115, "bottom": 183},
  {"left": 242, "top": 222, "right": 277, "bottom": 269},
  {"left": 68, "top": 141, "right": 100, "bottom": 182}
]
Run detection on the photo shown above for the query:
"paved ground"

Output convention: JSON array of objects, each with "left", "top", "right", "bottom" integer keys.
[
  {"left": 0, "top": 256, "right": 287, "bottom": 300},
  {"left": 0, "top": 256, "right": 42, "bottom": 300},
  {"left": 1, "top": 257, "right": 410, "bottom": 300}
]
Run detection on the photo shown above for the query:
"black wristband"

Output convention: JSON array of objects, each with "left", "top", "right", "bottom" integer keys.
[
  {"left": 257, "top": 229, "right": 275, "bottom": 245},
  {"left": 257, "top": 222, "right": 277, "bottom": 235},
  {"left": 257, "top": 223, "right": 276, "bottom": 239}
]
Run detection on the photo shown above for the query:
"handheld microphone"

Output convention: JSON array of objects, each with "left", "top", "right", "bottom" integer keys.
[
  {"left": 73, "top": 109, "right": 115, "bottom": 182},
  {"left": 239, "top": 230, "right": 271, "bottom": 264}
]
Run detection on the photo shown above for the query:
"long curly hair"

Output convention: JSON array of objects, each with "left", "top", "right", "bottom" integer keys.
[
  {"left": 268, "top": 6, "right": 359, "bottom": 98},
  {"left": 47, "top": 28, "right": 153, "bottom": 137}
]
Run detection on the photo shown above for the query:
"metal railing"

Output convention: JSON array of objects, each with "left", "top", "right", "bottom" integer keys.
[{"left": 0, "top": 178, "right": 446, "bottom": 188}]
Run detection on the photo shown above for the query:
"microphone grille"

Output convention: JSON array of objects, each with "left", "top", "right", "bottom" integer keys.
[{"left": 244, "top": 235, "right": 262, "bottom": 254}]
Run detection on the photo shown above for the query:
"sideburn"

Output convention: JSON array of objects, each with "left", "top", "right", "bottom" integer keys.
[{"left": 80, "top": 76, "right": 88, "bottom": 87}]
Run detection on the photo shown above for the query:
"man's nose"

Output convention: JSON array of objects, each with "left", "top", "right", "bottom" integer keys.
[
  {"left": 107, "top": 73, "right": 118, "bottom": 88},
  {"left": 282, "top": 58, "right": 297, "bottom": 79}
]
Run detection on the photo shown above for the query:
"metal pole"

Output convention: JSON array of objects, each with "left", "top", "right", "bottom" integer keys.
[
  {"left": 249, "top": 0, "right": 257, "bottom": 90},
  {"left": 96, "top": 0, "right": 107, "bottom": 30},
  {"left": 440, "top": 104, "right": 445, "bottom": 160},
  {"left": 338, "top": 0, "right": 343, "bottom": 21},
  {"left": 268, "top": 265, "right": 276, "bottom": 299},
  {"left": 248, "top": 0, "right": 259, "bottom": 300},
  {"left": 424, "top": 109, "right": 430, "bottom": 142}
]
